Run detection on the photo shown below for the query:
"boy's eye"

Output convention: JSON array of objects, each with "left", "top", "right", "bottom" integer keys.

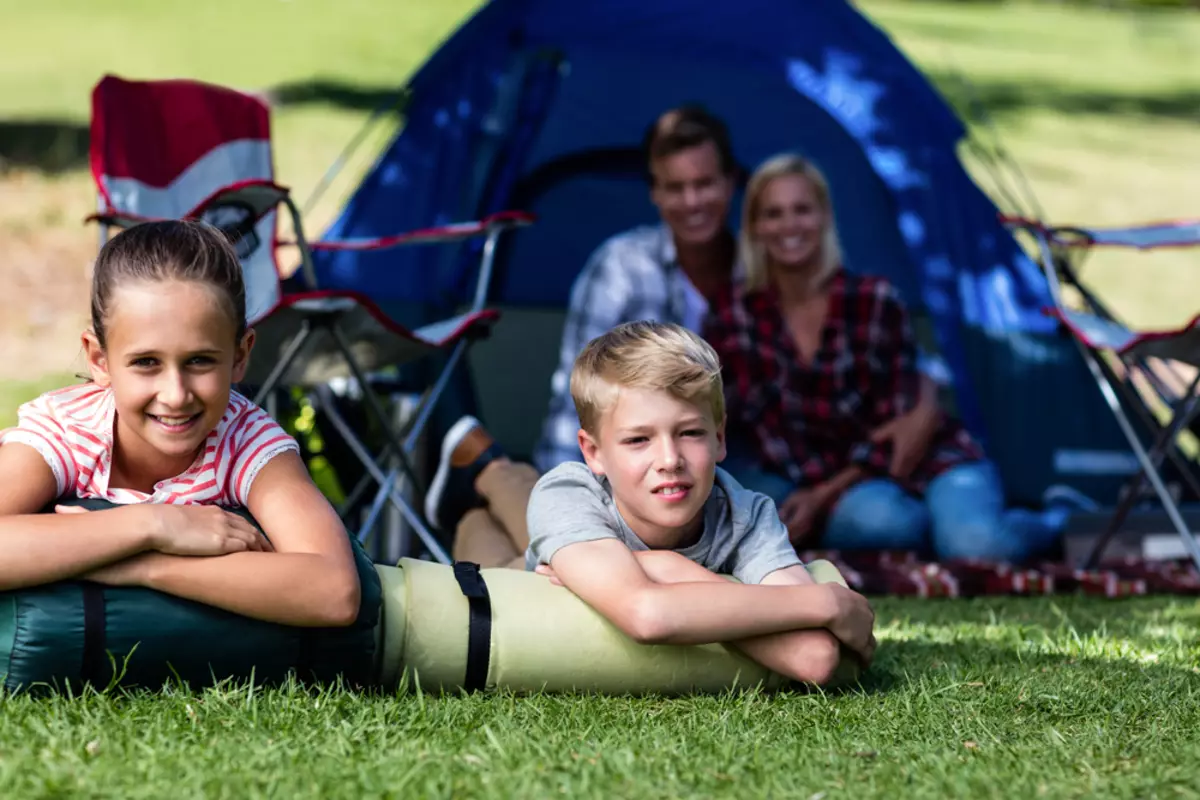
[
  {"left": 188, "top": 355, "right": 217, "bottom": 366},
  {"left": 682, "top": 429, "right": 706, "bottom": 437},
  {"left": 622, "top": 436, "right": 648, "bottom": 445},
  {"left": 130, "top": 357, "right": 158, "bottom": 368}
]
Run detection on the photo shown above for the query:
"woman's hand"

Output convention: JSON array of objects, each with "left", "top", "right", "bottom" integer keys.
[
  {"left": 56, "top": 503, "right": 272, "bottom": 557},
  {"left": 871, "top": 375, "right": 941, "bottom": 479},
  {"left": 778, "top": 488, "right": 827, "bottom": 547}
]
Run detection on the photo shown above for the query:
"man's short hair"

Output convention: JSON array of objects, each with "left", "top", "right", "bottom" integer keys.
[
  {"left": 571, "top": 321, "right": 726, "bottom": 437},
  {"left": 641, "top": 105, "right": 737, "bottom": 183}
]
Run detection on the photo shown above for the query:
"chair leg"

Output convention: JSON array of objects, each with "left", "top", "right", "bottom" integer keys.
[
  {"left": 326, "top": 322, "right": 428, "bottom": 495},
  {"left": 312, "top": 386, "right": 451, "bottom": 564},
  {"left": 1078, "top": 347, "right": 1200, "bottom": 573},
  {"left": 1104, "top": 354, "right": 1200, "bottom": 502},
  {"left": 252, "top": 320, "right": 314, "bottom": 407},
  {"left": 348, "top": 336, "right": 476, "bottom": 545}
]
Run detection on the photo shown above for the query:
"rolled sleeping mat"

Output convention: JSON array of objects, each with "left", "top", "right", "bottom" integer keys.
[{"left": 375, "top": 557, "right": 859, "bottom": 695}]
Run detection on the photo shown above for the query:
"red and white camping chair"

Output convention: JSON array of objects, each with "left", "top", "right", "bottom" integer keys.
[
  {"left": 1004, "top": 215, "right": 1200, "bottom": 572},
  {"left": 87, "top": 74, "right": 533, "bottom": 564}
]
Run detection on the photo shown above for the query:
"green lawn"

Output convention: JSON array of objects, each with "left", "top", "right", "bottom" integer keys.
[
  {"left": 1, "top": 3, "right": 1199, "bottom": 796},
  {"left": 0, "top": 595, "right": 1196, "bottom": 798}
]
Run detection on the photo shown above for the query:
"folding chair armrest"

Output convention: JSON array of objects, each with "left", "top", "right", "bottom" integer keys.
[
  {"left": 1049, "top": 306, "right": 1200, "bottom": 367},
  {"left": 1002, "top": 213, "right": 1200, "bottom": 251},
  {"left": 303, "top": 210, "right": 535, "bottom": 253}
]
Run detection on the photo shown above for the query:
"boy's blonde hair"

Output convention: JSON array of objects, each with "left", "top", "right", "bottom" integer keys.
[{"left": 570, "top": 321, "right": 725, "bottom": 436}]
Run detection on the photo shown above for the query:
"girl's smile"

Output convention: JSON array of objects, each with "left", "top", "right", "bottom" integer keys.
[{"left": 85, "top": 278, "right": 253, "bottom": 492}]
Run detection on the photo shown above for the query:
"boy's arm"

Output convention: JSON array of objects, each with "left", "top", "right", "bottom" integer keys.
[
  {"left": 628, "top": 554, "right": 869, "bottom": 684},
  {"left": 547, "top": 538, "right": 873, "bottom": 658}
]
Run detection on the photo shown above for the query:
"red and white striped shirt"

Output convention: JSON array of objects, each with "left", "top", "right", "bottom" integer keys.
[{"left": 0, "top": 383, "right": 300, "bottom": 507}]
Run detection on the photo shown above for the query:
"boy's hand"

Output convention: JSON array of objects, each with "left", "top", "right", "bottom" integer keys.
[
  {"left": 821, "top": 583, "right": 877, "bottom": 666},
  {"left": 537, "top": 550, "right": 706, "bottom": 587},
  {"left": 534, "top": 563, "right": 564, "bottom": 586}
]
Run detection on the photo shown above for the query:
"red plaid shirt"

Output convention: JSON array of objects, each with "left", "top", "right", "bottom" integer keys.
[{"left": 705, "top": 269, "right": 983, "bottom": 496}]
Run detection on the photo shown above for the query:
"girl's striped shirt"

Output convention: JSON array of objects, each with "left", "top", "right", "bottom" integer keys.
[{"left": 0, "top": 382, "right": 299, "bottom": 506}]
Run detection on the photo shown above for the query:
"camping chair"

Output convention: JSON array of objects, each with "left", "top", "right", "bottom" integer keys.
[
  {"left": 1003, "top": 215, "right": 1200, "bottom": 572},
  {"left": 87, "top": 74, "right": 532, "bottom": 564}
]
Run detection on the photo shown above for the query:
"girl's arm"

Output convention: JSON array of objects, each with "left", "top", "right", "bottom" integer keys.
[
  {"left": 127, "top": 451, "right": 362, "bottom": 628},
  {"left": 0, "top": 444, "right": 265, "bottom": 589},
  {"left": 0, "top": 444, "right": 160, "bottom": 590}
]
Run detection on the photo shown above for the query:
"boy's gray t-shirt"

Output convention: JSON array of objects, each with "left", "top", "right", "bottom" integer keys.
[{"left": 524, "top": 462, "right": 803, "bottom": 585}]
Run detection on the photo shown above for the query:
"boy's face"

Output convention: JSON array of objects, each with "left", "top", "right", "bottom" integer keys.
[{"left": 578, "top": 386, "right": 726, "bottom": 550}]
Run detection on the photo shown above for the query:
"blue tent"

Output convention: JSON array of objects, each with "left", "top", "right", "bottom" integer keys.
[{"left": 310, "top": 0, "right": 1140, "bottom": 507}]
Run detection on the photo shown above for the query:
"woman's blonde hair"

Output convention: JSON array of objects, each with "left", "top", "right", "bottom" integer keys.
[
  {"left": 571, "top": 321, "right": 725, "bottom": 437},
  {"left": 739, "top": 153, "right": 842, "bottom": 293}
]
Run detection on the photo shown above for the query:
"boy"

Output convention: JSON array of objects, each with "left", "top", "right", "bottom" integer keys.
[{"left": 524, "top": 321, "right": 877, "bottom": 686}]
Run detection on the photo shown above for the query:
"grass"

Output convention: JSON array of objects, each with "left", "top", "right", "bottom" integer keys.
[
  {"left": 0, "top": 596, "right": 1197, "bottom": 798},
  {"left": 1, "top": 3, "right": 1199, "bottom": 796}
]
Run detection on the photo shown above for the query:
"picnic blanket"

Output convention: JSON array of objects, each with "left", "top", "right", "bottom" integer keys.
[{"left": 796, "top": 550, "right": 1200, "bottom": 598}]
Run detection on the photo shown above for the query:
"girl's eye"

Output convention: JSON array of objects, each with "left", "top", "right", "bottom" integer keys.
[{"left": 130, "top": 357, "right": 157, "bottom": 368}]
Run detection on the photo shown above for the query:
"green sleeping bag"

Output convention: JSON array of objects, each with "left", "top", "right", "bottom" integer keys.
[{"left": 0, "top": 498, "right": 383, "bottom": 693}]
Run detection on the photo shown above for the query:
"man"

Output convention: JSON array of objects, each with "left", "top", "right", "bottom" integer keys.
[{"left": 423, "top": 105, "right": 939, "bottom": 567}]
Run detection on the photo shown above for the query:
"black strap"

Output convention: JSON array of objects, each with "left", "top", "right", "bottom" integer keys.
[
  {"left": 452, "top": 561, "right": 492, "bottom": 692},
  {"left": 80, "top": 583, "right": 106, "bottom": 686}
]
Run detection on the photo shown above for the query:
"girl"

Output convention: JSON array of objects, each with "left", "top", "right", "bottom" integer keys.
[
  {"left": 705, "top": 153, "right": 1068, "bottom": 563},
  {"left": 0, "top": 219, "right": 360, "bottom": 627}
]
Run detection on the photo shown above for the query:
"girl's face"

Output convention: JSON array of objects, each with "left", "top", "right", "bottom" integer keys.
[
  {"left": 85, "top": 279, "right": 253, "bottom": 482},
  {"left": 751, "top": 173, "right": 827, "bottom": 272}
]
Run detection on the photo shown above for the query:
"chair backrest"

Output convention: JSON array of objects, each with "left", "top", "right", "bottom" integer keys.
[{"left": 89, "top": 74, "right": 282, "bottom": 324}]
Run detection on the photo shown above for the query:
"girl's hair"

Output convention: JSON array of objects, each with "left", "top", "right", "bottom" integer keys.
[
  {"left": 90, "top": 219, "right": 248, "bottom": 348},
  {"left": 739, "top": 153, "right": 843, "bottom": 293}
]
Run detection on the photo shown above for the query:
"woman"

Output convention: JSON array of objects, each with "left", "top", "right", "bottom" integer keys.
[{"left": 705, "top": 153, "right": 1068, "bottom": 563}]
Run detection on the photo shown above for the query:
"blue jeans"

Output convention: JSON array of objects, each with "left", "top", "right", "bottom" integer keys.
[{"left": 723, "top": 450, "right": 1066, "bottom": 563}]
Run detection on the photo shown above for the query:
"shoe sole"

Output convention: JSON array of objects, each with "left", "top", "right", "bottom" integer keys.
[{"left": 425, "top": 415, "right": 482, "bottom": 529}]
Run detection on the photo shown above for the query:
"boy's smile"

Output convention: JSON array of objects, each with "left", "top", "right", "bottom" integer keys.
[{"left": 579, "top": 386, "right": 726, "bottom": 550}]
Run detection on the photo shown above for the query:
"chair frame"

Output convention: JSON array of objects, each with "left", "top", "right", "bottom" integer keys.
[{"left": 1004, "top": 215, "right": 1200, "bottom": 572}]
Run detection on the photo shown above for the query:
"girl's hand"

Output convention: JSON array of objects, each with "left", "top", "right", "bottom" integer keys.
[
  {"left": 147, "top": 505, "right": 273, "bottom": 556},
  {"left": 80, "top": 554, "right": 155, "bottom": 587},
  {"left": 57, "top": 503, "right": 272, "bottom": 556}
]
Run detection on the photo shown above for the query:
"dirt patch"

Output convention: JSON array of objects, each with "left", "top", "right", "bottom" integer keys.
[{"left": 0, "top": 170, "right": 94, "bottom": 381}]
